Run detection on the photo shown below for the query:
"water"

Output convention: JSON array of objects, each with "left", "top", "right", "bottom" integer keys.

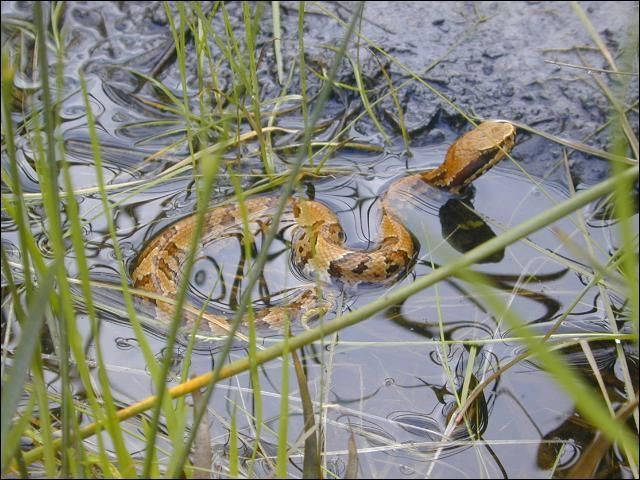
[{"left": 1, "top": 2, "right": 637, "bottom": 478}]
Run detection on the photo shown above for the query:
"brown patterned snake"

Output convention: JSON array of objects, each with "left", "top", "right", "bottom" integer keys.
[{"left": 132, "top": 121, "right": 516, "bottom": 334}]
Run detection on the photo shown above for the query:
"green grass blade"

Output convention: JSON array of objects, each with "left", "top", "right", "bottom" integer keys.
[
  {"left": 32, "top": 4, "right": 76, "bottom": 473},
  {"left": 229, "top": 406, "right": 239, "bottom": 478},
  {"left": 272, "top": 1, "right": 284, "bottom": 85},
  {"left": 0, "top": 261, "right": 57, "bottom": 472},
  {"left": 276, "top": 322, "right": 291, "bottom": 477},
  {"left": 292, "top": 348, "right": 321, "bottom": 478}
]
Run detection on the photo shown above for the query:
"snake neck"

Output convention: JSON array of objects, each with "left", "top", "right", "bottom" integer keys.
[{"left": 420, "top": 166, "right": 451, "bottom": 189}]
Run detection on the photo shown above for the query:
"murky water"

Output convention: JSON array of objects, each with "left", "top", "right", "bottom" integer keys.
[{"left": 2, "top": 2, "right": 638, "bottom": 478}]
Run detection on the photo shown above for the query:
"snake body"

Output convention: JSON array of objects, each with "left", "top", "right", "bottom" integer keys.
[{"left": 132, "top": 121, "right": 516, "bottom": 334}]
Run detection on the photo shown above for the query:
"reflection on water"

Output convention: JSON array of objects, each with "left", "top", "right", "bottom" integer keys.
[
  {"left": 439, "top": 198, "right": 504, "bottom": 263},
  {"left": 534, "top": 342, "right": 638, "bottom": 478}
]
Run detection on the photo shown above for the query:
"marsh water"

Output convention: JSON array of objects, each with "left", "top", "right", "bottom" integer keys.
[{"left": 2, "top": 2, "right": 638, "bottom": 478}]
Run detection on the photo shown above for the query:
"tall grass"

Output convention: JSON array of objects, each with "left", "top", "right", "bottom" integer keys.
[{"left": 1, "top": 1, "right": 638, "bottom": 478}]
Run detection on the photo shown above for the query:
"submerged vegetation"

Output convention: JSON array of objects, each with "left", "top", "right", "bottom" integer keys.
[{"left": 1, "top": 1, "right": 638, "bottom": 478}]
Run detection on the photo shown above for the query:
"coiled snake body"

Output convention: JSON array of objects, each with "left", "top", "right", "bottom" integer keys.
[{"left": 132, "top": 121, "right": 516, "bottom": 334}]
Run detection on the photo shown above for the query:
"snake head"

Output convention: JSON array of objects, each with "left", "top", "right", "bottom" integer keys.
[{"left": 424, "top": 121, "right": 517, "bottom": 192}]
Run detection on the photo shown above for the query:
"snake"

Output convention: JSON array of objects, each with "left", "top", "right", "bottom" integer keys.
[{"left": 132, "top": 121, "right": 516, "bottom": 335}]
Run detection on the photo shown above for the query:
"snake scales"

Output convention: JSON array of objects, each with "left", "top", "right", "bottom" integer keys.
[{"left": 132, "top": 121, "right": 516, "bottom": 334}]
